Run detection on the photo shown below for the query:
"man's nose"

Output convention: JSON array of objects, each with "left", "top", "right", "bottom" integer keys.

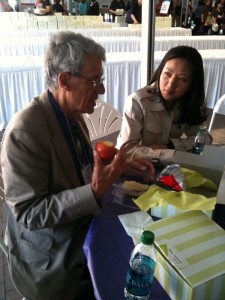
[{"left": 97, "top": 84, "right": 105, "bottom": 95}]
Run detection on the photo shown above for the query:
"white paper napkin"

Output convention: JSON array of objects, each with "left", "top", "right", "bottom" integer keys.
[{"left": 118, "top": 211, "right": 153, "bottom": 245}]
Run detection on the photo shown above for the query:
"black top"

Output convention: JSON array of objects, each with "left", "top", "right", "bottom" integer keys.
[
  {"left": 130, "top": 1, "right": 142, "bottom": 23},
  {"left": 88, "top": 1, "right": 99, "bottom": 15},
  {"left": 52, "top": 3, "right": 65, "bottom": 13}
]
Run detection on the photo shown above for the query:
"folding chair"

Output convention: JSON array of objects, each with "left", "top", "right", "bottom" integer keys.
[
  {"left": 83, "top": 100, "right": 122, "bottom": 141},
  {"left": 208, "top": 93, "right": 225, "bottom": 133}
]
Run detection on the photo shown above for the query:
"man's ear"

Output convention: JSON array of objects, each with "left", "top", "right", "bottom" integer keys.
[{"left": 58, "top": 72, "right": 72, "bottom": 91}]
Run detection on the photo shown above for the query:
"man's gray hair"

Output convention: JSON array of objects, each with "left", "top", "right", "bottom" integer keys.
[{"left": 44, "top": 31, "right": 106, "bottom": 89}]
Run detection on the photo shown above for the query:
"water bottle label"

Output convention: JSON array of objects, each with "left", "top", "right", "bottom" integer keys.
[{"left": 125, "top": 254, "right": 156, "bottom": 296}]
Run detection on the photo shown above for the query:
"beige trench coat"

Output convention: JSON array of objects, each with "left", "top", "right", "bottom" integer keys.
[{"left": 117, "top": 86, "right": 201, "bottom": 165}]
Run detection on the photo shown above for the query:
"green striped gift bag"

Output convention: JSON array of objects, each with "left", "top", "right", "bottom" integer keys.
[{"left": 145, "top": 210, "right": 225, "bottom": 300}]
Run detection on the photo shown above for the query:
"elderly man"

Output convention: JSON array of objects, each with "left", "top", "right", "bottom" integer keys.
[{"left": 1, "top": 31, "right": 154, "bottom": 300}]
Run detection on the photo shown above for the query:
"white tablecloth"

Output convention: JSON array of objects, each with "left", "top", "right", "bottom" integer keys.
[
  {"left": 0, "top": 56, "right": 46, "bottom": 130},
  {"left": 2, "top": 35, "right": 225, "bottom": 56},
  {"left": 1, "top": 50, "right": 225, "bottom": 130},
  {"left": 155, "top": 27, "right": 192, "bottom": 36},
  {"left": 0, "top": 27, "right": 192, "bottom": 39},
  {"left": 155, "top": 35, "right": 225, "bottom": 51},
  {"left": 0, "top": 36, "right": 141, "bottom": 56}
]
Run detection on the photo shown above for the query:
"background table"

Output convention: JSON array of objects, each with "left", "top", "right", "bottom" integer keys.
[
  {"left": 0, "top": 27, "right": 192, "bottom": 39},
  {"left": 1, "top": 50, "right": 225, "bottom": 130},
  {"left": 155, "top": 35, "right": 225, "bottom": 51},
  {"left": 0, "top": 56, "right": 45, "bottom": 130},
  {"left": 0, "top": 36, "right": 142, "bottom": 56},
  {"left": 2, "top": 35, "right": 225, "bottom": 57}
]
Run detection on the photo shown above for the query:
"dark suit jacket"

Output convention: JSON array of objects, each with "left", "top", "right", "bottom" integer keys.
[{"left": 1, "top": 90, "right": 101, "bottom": 300}]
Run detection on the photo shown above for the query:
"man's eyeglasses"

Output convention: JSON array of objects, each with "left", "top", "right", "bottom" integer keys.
[{"left": 70, "top": 73, "right": 105, "bottom": 88}]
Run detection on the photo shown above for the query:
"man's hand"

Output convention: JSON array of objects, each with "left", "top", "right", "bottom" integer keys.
[{"left": 91, "top": 146, "right": 127, "bottom": 199}]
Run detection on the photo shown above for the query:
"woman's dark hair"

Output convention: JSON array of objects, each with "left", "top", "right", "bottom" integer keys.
[
  {"left": 214, "top": 0, "right": 221, "bottom": 9},
  {"left": 148, "top": 45, "right": 208, "bottom": 125}
]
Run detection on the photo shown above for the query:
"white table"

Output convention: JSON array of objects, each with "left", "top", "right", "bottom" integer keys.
[
  {"left": 2, "top": 35, "right": 225, "bottom": 56},
  {"left": 0, "top": 36, "right": 141, "bottom": 56},
  {"left": 155, "top": 27, "right": 192, "bottom": 36},
  {"left": 0, "top": 56, "right": 46, "bottom": 130},
  {"left": 1, "top": 50, "right": 225, "bottom": 130},
  {"left": 155, "top": 35, "right": 225, "bottom": 51},
  {"left": 0, "top": 27, "right": 192, "bottom": 39}
]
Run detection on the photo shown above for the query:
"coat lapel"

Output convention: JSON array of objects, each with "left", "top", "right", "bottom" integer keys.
[{"left": 37, "top": 91, "right": 82, "bottom": 187}]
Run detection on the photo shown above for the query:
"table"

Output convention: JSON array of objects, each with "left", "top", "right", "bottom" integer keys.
[
  {"left": 1, "top": 50, "right": 225, "bottom": 130},
  {"left": 155, "top": 27, "right": 192, "bottom": 36},
  {"left": 0, "top": 36, "right": 141, "bottom": 56},
  {"left": 0, "top": 56, "right": 45, "bottom": 130},
  {"left": 155, "top": 35, "right": 225, "bottom": 51},
  {"left": 3, "top": 34, "right": 225, "bottom": 57},
  {"left": 83, "top": 174, "right": 171, "bottom": 300},
  {"left": 0, "top": 27, "right": 192, "bottom": 39}
]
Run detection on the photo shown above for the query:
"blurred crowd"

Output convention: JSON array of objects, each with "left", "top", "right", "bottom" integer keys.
[
  {"left": 191, "top": 0, "right": 225, "bottom": 35},
  {"left": 155, "top": 0, "right": 225, "bottom": 35}
]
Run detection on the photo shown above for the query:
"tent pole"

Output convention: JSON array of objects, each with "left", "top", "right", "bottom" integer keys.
[{"left": 141, "top": 0, "right": 156, "bottom": 86}]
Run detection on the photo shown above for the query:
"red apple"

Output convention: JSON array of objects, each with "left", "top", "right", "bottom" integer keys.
[{"left": 95, "top": 141, "right": 116, "bottom": 161}]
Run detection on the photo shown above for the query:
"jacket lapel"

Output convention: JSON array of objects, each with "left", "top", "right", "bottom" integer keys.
[{"left": 37, "top": 91, "right": 82, "bottom": 187}]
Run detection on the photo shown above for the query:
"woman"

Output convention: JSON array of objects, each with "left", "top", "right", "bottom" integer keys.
[
  {"left": 201, "top": 0, "right": 212, "bottom": 35},
  {"left": 78, "top": 0, "right": 88, "bottom": 15},
  {"left": 88, "top": 0, "right": 99, "bottom": 15},
  {"left": 117, "top": 46, "right": 208, "bottom": 166},
  {"left": 34, "top": 0, "right": 52, "bottom": 15},
  {"left": 210, "top": 0, "right": 224, "bottom": 34},
  {"left": 170, "top": 0, "right": 182, "bottom": 27},
  {"left": 109, "top": 0, "right": 126, "bottom": 22}
]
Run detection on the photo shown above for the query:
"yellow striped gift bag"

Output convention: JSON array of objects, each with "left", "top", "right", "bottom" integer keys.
[{"left": 145, "top": 211, "right": 225, "bottom": 300}]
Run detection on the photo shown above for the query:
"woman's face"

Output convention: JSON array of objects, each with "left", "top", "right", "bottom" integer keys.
[{"left": 159, "top": 58, "right": 192, "bottom": 102}]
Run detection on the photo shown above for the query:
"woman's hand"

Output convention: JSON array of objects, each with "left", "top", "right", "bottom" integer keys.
[
  {"left": 124, "top": 158, "right": 155, "bottom": 182},
  {"left": 150, "top": 144, "right": 168, "bottom": 150},
  {"left": 91, "top": 146, "right": 127, "bottom": 199}
]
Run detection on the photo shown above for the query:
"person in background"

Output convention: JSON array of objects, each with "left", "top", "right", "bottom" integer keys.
[
  {"left": 61, "top": 0, "right": 69, "bottom": 14},
  {"left": 109, "top": 0, "right": 126, "bottom": 22},
  {"left": 0, "top": 0, "right": 13, "bottom": 11},
  {"left": 200, "top": 0, "right": 212, "bottom": 34},
  {"left": 130, "top": 0, "right": 142, "bottom": 24},
  {"left": 1, "top": 31, "right": 155, "bottom": 300},
  {"left": 78, "top": 0, "right": 88, "bottom": 15},
  {"left": 88, "top": 0, "right": 99, "bottom": 15},
  {"left": 116, "top": 46, "right": 208, "bottom": 166},
  {"left": 170, "top": 0, "right": 182, "bottom": 26},
  {"left": 34, "top": 0, "right": 52, "bottom": 15},
  {"left": 125, "top": 0, "right": 135, "bottom": 24},
  {"left": 210, "top": 0, "right": 224, "bottom": 34},
  {"left": 52, "top": 0, "right": 65, "bottom": 14},
  {"left": 192, "top": 0, "right": 204, "bottom": 34}
]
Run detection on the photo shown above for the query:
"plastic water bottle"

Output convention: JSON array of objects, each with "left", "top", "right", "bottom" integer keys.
[
  {"left": 124, "top": 231, "right": 157, "bottom": 299},
  {"left": 192, "top": 125, "right": 213, "bottom": 155}
]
